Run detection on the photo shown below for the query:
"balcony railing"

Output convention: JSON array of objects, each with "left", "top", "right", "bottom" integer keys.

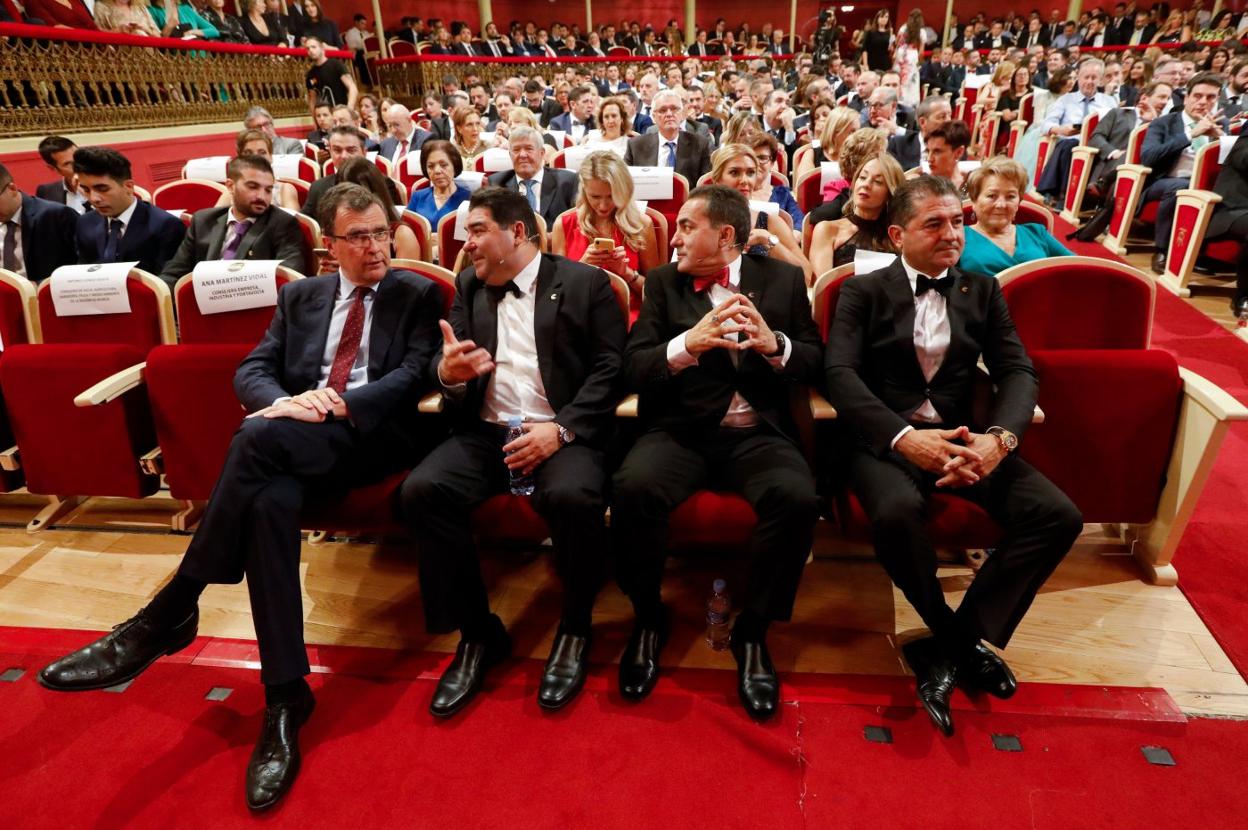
[{"left": 0, "top": 23, "right": 353, "bottom": 137}]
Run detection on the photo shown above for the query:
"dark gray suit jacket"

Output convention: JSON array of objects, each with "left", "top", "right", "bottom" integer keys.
[
  {"left": 1087, "top": 107, "right": 1139, "bottom": 186},
  {"left": 487, "top": 168, "right": 580, "bottom": 227},
  {"left": 159, "top": 205, "right": 310, "bottom": 287},
  {"left": 623, "top": 130, "right": 712, "bottom": 189},
  {"left": 14, "top": 194, "right": 78, "bottom": 283}
]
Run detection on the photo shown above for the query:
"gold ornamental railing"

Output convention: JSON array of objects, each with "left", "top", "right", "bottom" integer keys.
[{"left": 0, "top": 23, "right": 354, "bottom": 137}]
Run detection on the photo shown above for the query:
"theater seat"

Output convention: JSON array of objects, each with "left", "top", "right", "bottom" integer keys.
[
  {"left": 0, "top": 270, "right": 40, "bottom": 491},
  {"left": 152, "top": 179, "right": 231, "bottom": 214},
  {"left": 174, "top": 266, "right": 304, "bottom": 344}
]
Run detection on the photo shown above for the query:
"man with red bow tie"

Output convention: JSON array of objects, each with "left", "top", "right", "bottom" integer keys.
[{"left": 611, "top": 184, "right": 823, "bottom": 721}]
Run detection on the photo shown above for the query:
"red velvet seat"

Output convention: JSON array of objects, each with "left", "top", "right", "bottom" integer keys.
[
  {"left": 834, "top": 490, "right": 1006, "bottom": 549},
  {"left": 174, "top": 268, "right": 303, "bottom": 344},
  {"left": 812, "top": 264, "right": 855, "bottom": 342},
  {"left": 152, "top": 179, "right": 230, "bottom": 213},
  {"left": 0, "top": 270, "right": 38, "bottom": 492},
  {"left": 642, "top": 172, "right": 690, "bottom": 246}
]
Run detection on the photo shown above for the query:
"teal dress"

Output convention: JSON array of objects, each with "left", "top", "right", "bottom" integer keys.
[{"left": 959, "top": 223, "right": 1072, "bottom": 277}]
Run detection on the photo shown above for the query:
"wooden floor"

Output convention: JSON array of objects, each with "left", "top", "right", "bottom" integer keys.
[{"left": 0, "top": 493, "right": 1244, "bottom": 720}]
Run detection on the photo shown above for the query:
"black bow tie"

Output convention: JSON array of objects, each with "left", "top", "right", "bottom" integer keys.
[
  {"left": 486, "top": 280, "right": 521, "bottom": 302},
  {"left": 915, "top": 274, "right": 954, "bottom": 298}
]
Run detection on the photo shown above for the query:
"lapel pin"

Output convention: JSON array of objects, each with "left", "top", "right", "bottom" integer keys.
[
  {"left": 960, "top": 285, "right": 969, "bottom": 293},
  {"left": 550, "top": 293, "right": 558, "bottom": 300},
  {"left": 747, "top": 291, "right": 757, "bottom": 299}
]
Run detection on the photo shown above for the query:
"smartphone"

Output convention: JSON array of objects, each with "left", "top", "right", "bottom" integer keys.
[{"left": 592, "top": 237, "right": 615, "bottom": 252}]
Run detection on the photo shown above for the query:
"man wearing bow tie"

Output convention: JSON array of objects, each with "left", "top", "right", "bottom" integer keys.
[
  {"left": 401, "top": 187, "right": 626, "bottom": 718},
  {"left": 825, "top": 176, "right": 1082, "bottom": 738},
  {"left": 611, "top": 185, "right": 823, "bottom": 722}
]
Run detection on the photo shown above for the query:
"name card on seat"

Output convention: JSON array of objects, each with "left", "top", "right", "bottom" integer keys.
[
  {"left": 1220, "top": 135, "right": 1238, "bottom": 164},
  {"left": 853, "top": 250, "right": 897, "bottom": 275},
  {"left": 563, "top": 144, "right": 622, "bottom": 172},
  {"left": 406, "top": 154, "right": 423, "bottom": 175},
  {"left": 964, "top": 74, "right": 991, "bottom": 90},
  {"left": 546, "top": 129, "right": 567, "bottom": 147},
  {"left": 184, "top": 156, "right": 231, "bottom": 182},
  {"left": 627, "top": 167, "right": 674, "bottom": 200},
  {"left": 49, "top": 262, "right": 137, "bottom": 317},
  {"left": 820, "top": 160, "right": 842, "bottom": 189},
  {"left": 271, "top": 155, "right": 304, "bottom": 180},
  {"left": 750, "top": 199, "right": 780, "bottom": 215},
  {"left": 455, "top": 172, "right": 485, "bottom": 192},
  {"left": 453, "top": 201, "right": 472, "bottom": 241},
  {"left": 191, "top": 260, "right": 282, "bottom": 315},
  {"left": 482, "top": 147, "right": 514, "bottom": 172}
]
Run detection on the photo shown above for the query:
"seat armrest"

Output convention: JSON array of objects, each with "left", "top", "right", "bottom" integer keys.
[
  {"left": 810, "top": 389, "right": 837, "bottom": 420},
  {"left": 74, "top": 362, "right": 147, "bottom": 407},
  {"left": 616, "top": 394, "right": 639, "bottom": 417},
  {"left": 417, "top": 391, "right": 444, "bottom": 414}
]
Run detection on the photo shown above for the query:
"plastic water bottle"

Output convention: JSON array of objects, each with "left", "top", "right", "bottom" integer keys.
[
  {"left": 505, "top": 416, "right": 535, "bottom": 496},
  {"left": 1237, "top": 304, "right": 1248, "bottom": 329},
  {"left": 705, "top": 579, "right": 731, "bottom": 651}
]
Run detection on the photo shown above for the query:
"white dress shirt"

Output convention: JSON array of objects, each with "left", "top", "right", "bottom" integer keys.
[
  {"left": 890, "top": 256, "right": 952, "bottom": 449},
  {"left": 1041, "top": 90, "right": 1117, "bottom": 135},
  {"left": 567, "top": 118, "right": 588, "bottom": 143},
  {"left": 112, "top": 197, "right": 139, "bottom": 241},
  {"left": 481, "top": 251, "right": 557, "bottom": 425},
  {"left": 314, "top": 273, "right": 376, "bottom": 393},
  {"left": 665, "top": 254, "right": 792, "bottom": 428},
  {"left": 1, "top": 205, "right": 24, "bottom": 277},
  {"left": 516, "top": 167, "right": 544, "bottom": 209},
  {"left": 62, "top": 182, "right": 89, "bottom": 214},
  {"left": 655, "top": 129, "right": 681, "bottom": 166}
]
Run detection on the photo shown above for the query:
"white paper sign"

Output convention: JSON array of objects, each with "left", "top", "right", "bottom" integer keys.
[
  {"left": 750, "top": 199, "right": 780, "bottom": 216},
  {"left": 546, "top": 129, "right": 567, "bottom": 147},
  {"left": 184, "top": 156, "right": 230, "bottom": 182},
  {"left": 453, "top": 201, "right": 471, "bottom": 241},
  {"left": 562, "top": 145, "right": 604, "bottom": 172},
  {"left": 628, "top": 166, "right": 674, "bottom": 200},
  {"left": 366, "top": 151, "right": 379, "bottom": 163},
  {"left": 482, "top": 147, "right": 514, "bottom": 172},
  {"left": 819, "top": 160, "right": 843, "bottom": 190},
  {"left": 957, "top": 160, "right": 982, "bottom": 173},
  {"left": 455, "top": 172, "right": 485, "bottom": 192},
  {"left": 1219, "top": 135, "right": 1239, "bottom": 165},
  {"left": 191, "top": 260, "right": 281, "bottom": 315},
  {"left": 406, "top": 153, "right": 423, "bottom": 176},
  {"left": 271, "top": 154, "right": 304, "bottom": 180},
  {"left": 49, "top": 261, "right": 136, "bottom": 317},
  {"left": 853, "top": 250, "right": 897, "bottom": 275},
  {"left": 964, "top": 74, "right": 991, "bottom": 90}
]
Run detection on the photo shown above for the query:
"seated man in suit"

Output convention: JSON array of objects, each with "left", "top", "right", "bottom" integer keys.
[
  {"left": 550, "top": 85, "right": 597, "bottom": 144},
  {"left": 379, "top": 104, "right": 432, "bottom": 167},
  {"left": 39, "top": 182, "right": 442, "bottom": 811},
  {"left": 422, "top": 94, "right": 453, "bottom": 141},
  {"left": 245, "top": 106, "right": 305, "bottom": 156},
  {"left": 862, "top": 87, "right": 919, "bottom": 138},
  {"left": 597, "top": 64, "right": 631, "bottom": 97},
  {"left": 825, "top": 176, "right": 1082, "bottom": 737},
  {"left": 624, "top": 89, "right": 713, "bottom": 187},
  {"left": 401, "top": 187, "right": 625, "bottom": 717},
  {"left": 1206, "top": 134, "right": 1248, "bottom": 316},
  {"left": 35, "top": 135, "right": 89, "bottom": 215},
  {"left": 889, "top": 95, "right": 952, "bottom": 171},
  {"left": 73, "top": 146, "right": 185, "bottom": 275},
  {"left": 159, "top": 155, "right": 310, "bottom": 287},
  {"left": 523, "top": 79, "right": 565, "bottom": 128},
  {"left": 0, "top": 162, "right": 78, "bottom": 283},
  {"left": 1143, "top": 73, "right": 1225, "bottom": 274},
  {"left": 305, "top": 103, "right": 334, "bottom": 148},
  {"left": 487, "top": 126, "right": 579, "bottom": 228},
  {"left": 612, "top": 185, "right": 823, "bottom": 721},
  {"left": 1035, "top": 59, "right": 1117, "bottom": 204},
  {"left": 302, "top": 126, "right": 399, "bottom": 221},
  {"left": 1087, "top": 81, "right": 1171, "bottom": 192}
]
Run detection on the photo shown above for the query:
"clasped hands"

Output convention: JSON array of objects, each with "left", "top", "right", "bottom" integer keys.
[
  {"left": 686, "top": 294, "right": 777, "bottom": 357},
  {"left": 896, "top": 426, "right": 1006, "bottom": 488},
  {"left": 248, "top": 388, "right": 349, "bottom": 423}
]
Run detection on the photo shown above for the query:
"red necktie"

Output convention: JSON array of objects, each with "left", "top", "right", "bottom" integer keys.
[
  {"left": 327, "top": 287, "right": 371, "bottom": 394},
  {"left": 692, "top": 267, "right": 730, "bottom": 293},
  {"left": 398, "top": 139, "right": 408, "bottom": 161}
]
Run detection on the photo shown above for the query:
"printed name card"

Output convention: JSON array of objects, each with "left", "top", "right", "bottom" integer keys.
[
  {"left": 749, "top": 199, "right": 780, "bottom": 216},
  {"left": 191, "top": 260, "right": 282, "bottom": 315},
  {"left": 1220, "top": 135, "right": 1238, "bottom": 165},
  {"left": 406, "top": 153, "right": 423, "bottom": 176},
  {"left": 853, "top": 250, "right": 897, "bottom": 275},
  {"left": 49, "top": 262, "right": 137, "bottom": 317},
  {"left": 455, "top": 172, "right": 486, "bottom": 192},
  {"left": 184, "top": 156, "right": 231, "bottom": 182},
  {"left": 365, "top": 151, "right": 379, "bottom": 163},
  {"left": 271, "top": 154, "right": 304, "bottom": 180},
  {"left": 482, "top": 147, "right": 514, "bottom": 172},
  {"left": 546, "top": 129, "right": 567, "bottom": 147},
  {"left": 453, "top": 201, "right": 472, "bottom": 241},
  {"left": 819, "top": 160, "right": 842, "bottom": 189},
  {"left": 957, "top": 160, "right": 982, "bottom": 173},
  {"left": 627, "top": 166, "right": 674, "bottom": 200},
  {"left": 562, "top": 144, "right": 623, "bottom": 172},
  {"left": 964, "top": 74, "right": 991, "bottom": 90}
]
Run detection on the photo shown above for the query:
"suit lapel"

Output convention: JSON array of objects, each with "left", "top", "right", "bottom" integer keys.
[
  {"left": 121, "top": 201, "right": 149, "bottom": 259},
  {"left": 205, "top": 209, "right": 230, "bottom": 260},
  {"left": 532, "top": 256, "right": 560, "bottom": 395},
  {"left": 882, "top": 263, "right": 925, "bottom": 382},
  {"left": 236, "top": 209, "right": 273, "bottom": 261},
  {"left": 539, "top": 173, "right": 556, "bottom": 218},
  {"left": 366, "top": 271, "right": 398, "bottom": 378},
  {"left": 470, "top": 275, "right": 499, "bottom": 357},
  {"left": 932, "top": 267, "right": 972, "bottom": 382},
  {"left": 306, "top": 274, "right": 339, "bottom": 377}
]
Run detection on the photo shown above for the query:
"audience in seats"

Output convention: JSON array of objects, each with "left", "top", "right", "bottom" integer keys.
[
  {"left": 612, "top": 184, "right": 822, "bottom": 722},
  {"left": 810, "top": 153, "right": 903, "bottom": 277},
  {"left": 421, "top": 93, "right": 453, "bottom": 142},
  {"left": 301, "top": 126, "right": 397, "bottom": 223},
  {"left": 149, "top": 0, "right": 220, "bottom": 40},
  {"left": 551, "top": 150, "right": 659, "bottom": 322},
  {"left": 217, "top": 129, "right": 301, "bottom": 212},
  {"left": 888, "top": 95, "right": 952, "bottom": 172},
  {"left": 581, "top": 96, "right": 633, "bottom": 155},
  {"left": 244, "top": 105, "right": 304, "bottom": 156},
  {"left": 825, "top": 175, "right": 1084, "bottom": 737},
  {"left": 93, "top": 0, "right": 160, "bottom": 37},
  {"left": 747, "top": 132, "right": 803, "bottom": 230},
  {"left": 73, "top": 146, "right": 185, "bottom": 274},
  {"left": 451, "top": 105, "right": 494, "bottom": 168},
  {"left": 329, "top": 157, "right": 419, "bottom": 264},
  {"left": 1036, "top": 59, "right": 1117, "bottom": 205},
  {"left": 550, "top": 85, "right": 596, "bottom": 142},
  {"left": 1206, "top": 134, "right": 1248, "bottom": 316},
  {"left": 807, "top": 128, "right": 889, "bottom": 228},
  {"left": 305, "top": 103, "right": 333, "bottom": 148},
  {"left": 35, "top": 136, "right": 89, "bottom": 215},
  {"left": 201, "top": 0, "right": 246, "bottom": 43},
  {"left": 710, "top": 144, "right": 811, "bottom": 282},
  {"left": 919, "top": 121, "right": 972, "bottom": 198},
  {"left": 624, "top": 89, "right": 713, "bottom": 187},
  {"left": 400, "top": 187, "right": 626, "bottom": 717},
  {"left": 795, "top": 105, "right": 858, "bottom": 182},
  {"left": 1142, "top": 72, "right": 1225, "bottom": 274},
  {"left": 1088, "top": 81, "right": 1171, "bottom": 191},
  {"left": 488, "top": 126, "right": 579, "bottom": 227},
  {"left": 0, "top": 162, "right": 78, "bottom": 283},
  {"left": 24, "top": 0, "right": 96, "bottom": 30},
  {"left": 1224, "top": 59, "right": 1248, "bottom": 123},
  {"left": 162, "top": 154, "right": 308, "bottom": 288},
  {"left": 329, "top": 104, "right": 380, "bottom": 151},
  {"left": 961, "top": 158, "right": 1071, "bottom": 277},
  {"left": 406, "top": 140, "right": 470, "bottom": 225},
  {"left": 378, "top": 104, "right": 432, "bottom": 168},
  {"left": 239, "top": 0, "right": 286, "bottom": 46},
  {"left": 40, "top": 182, "right": 442, "bottom": 810},
  {"left": 293, "top": 0, "right": 339, "bottom": 47},
  {"left": 355, "top": 94, "right": 384, "bottom": 142}
]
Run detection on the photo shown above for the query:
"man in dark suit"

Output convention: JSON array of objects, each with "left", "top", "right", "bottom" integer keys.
[
  {"left": 1203, "top": 134, "right": 1248, "bottom": 315},
  {"left": 72, "top": 146, "right": 185, "bottom": 276},
  {"left": 422, "top": 94, "right": 453, "bottom": 141},
  {"left": 35, "top": 135, "right": 89, "bottom": 215},
  {"left": 888, "top": 95, "right": 952, "bottom": 171},
  {"left": 1087, "top": 82, "right": 1171, "bottom": 189},
  {"left": 302, "top": 126, "right": 401, "bottom": 223},
  {"left": 1105, "top": 4, "right": 1133, "bottom": 45},
  {"left": 974, "top": 19, "right": 1014, "bottom": 50},
  {"left": 1123, "top": 10, "right": 1157, "bottom": 47},
  {"left": 401, "top": 187, "right": 625, "bottom": 717},
  {"left": 1222, "top": 58, "right": 1248, "bottom": 123},
  {"left": 487, "top": 127, "right": 579, "bottom": 228},
  {"left": 596, "top": 64, "right": 631, "bottom": 97},
  {"left": 159, "top": 156, "right": 310, "bottom": 287},
  {"left": 825, "top": 176, "right": 1082, "bottom": 737},
  {"left": 624, "top": 89, "right": 713, "bottom": 187},
  {"left": 1041, "top": 11, "right": 1063, "bottom": 45},
  {"left": 612, "top": 185, "right": 823, "bottom": 721},
  {"left": 549, "top": 85, "right": 597, "bottom": 144},
  {"left": 1142, "top": 74, "right": 1224, "bottom": 274},
  {"left": 378, "top": 104, "right": 433, "bottom": 167},
  {"left": 1016, "top": 17, "right": 1046, "bottom": 50},
  {"left": 0, "top": 163, "right": 78, "bottom": 283},
  {"left": 39, "top": 182, "right": 442, "bottom": 810},
  {"left": 523, "top": 79, "right": 564, "bottom": 128},
  {"left": 920, "top": 48, "right": 955, "bottom": 98}
]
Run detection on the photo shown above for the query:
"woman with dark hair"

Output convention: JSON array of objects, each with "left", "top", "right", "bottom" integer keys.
[
  {"left": 406, "top": 140, "right": 470, "bottom": 225},
  {"left": 748, "top": 132, "right": 804, "bottom": 231},
  {"left": 295, "top": 0, "right": 340, "bottom": 47},
  {"left": 240, "top": 0, "right": 285, "bottom": 46},
  {"left": 997, "top": 65, "right": 1032, "bottom": 125},
  {"left": 861, "top": 9, "right": 894, "bottom": 72},
  {"left": 1123, "top": 58, "right": 1154, "bottom": 102},
  {"left": 1198, "top": 11, "right": 1236, "bottom": 42}
]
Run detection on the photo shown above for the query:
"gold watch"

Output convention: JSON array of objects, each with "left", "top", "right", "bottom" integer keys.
[{"left": 986, "top": 426, "right": 1018, "bottom": 453}]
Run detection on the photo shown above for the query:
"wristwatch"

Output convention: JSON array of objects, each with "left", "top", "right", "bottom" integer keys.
[
  {"left": 766, "top": 234, "right": 780, "bottom": 251},
  {"left": 986, "top": 426, "right": 1018, "bottom": 453},
  {"left": 556, "top": 424, "right": 576, "bottom": 446},
  {"left": 768, "top": 331, "right": 787, "bottom": 357}
]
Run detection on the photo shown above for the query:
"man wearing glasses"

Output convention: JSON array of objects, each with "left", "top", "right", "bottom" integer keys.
[
  {"left": 624, "top": 89, "right": 713, "bottom": 186},
  {"left": 38, "top": 183, "right": 443, "bottom": 812}
]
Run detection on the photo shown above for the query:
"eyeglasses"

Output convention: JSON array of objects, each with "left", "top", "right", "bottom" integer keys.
[{"left": 327, "top": 228, "right": 393, "bottom": 247}]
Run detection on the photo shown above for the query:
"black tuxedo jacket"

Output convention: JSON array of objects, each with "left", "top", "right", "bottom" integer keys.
[
  {"left": 486, "top": 168, "right": 579, "bottom": 227},
  {"left": 35, "top": 180, "right": 69, "bottom": 205},
  {"left": 426, "top": 114, "right": 452, "bottom": 141},
  {"left": 1208, "top": 134, "right": 1248, "bottom": 237},
  {"left": 13, "top": 194, "right": 77, "bottom": 283},
  {"left": 235, "top": 268, "right": 440, "bottom": 438},
  {"left": 1088, "top": 107, "right": 1140, "bottom": 185},
  {"left": 158, "top": 205, "right": 309, "bottom": 286},
  {"left": 623, "top": 131, "right": 712, "bottom": 190},
  {"left": 527, "top": 97, "right": 565, "bottom": 128},
  {"left": 436, "top": 254, "right": 626, "bottom": 446},
  {"left": 1016, "top": 29, "right": 1043, "bottom": 49},
  {"left": 825, "top": 260, "right": 1037, "bottom": 457},
  {"left": 75, "top": 199, "right": 186, "bottom": 276},
  {"left": 624, "top": 256, "right": 823, "bottom": 444},
  {"left": 887, "top": 130, "right": 922, "bottom": 171}
]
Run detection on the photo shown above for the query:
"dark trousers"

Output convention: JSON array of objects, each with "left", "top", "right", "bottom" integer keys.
[
  {"left": 1144, "top": 176, "right": 1189, "bottom": 249},
  {"left": 612, "top": 426, "right": 818, "bottom": 623},
  {"left": 177, "top": 416, "right": 417, "bottom": 685},
  {"left": 1206, "top": 209, "right": 1248, "bottom": 299},
  {"left": 846, "top": 442, "right": 1083, "bottom": 650},
  {"left": 1037, "top": 136, "right": 1079, "bottom": 198},
  {"left": 399, "top": 425, "right": 609, "bottom": 635}
]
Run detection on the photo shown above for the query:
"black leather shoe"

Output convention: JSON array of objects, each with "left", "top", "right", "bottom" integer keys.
[
  {"left": 538, "top": 632, "right": 590, "bottom": 710},
  {"left": 618, "top": 621, "right": 667, "bottom": 701},
  {"left": 731, "top": 637, "right": 780, "bottom": 722},
  {"left": 902, "top": 638, "right": 958, "bottom": 737},
  {"left": 429, "top": 632, "right": 512, "bottom": 718},
  {"left": 1232, "top": 297, "right": 1248, "bottom": 318},
  {"left": 1151, "top": 252, "right": 1167, "bottom": 274},
  {"left": 958, "top": 643, "right": 1018, "bottom": 699},
  {"left": 38, "top": 608, "right": 198, "bottom": 692},
  {"left": 246, "top": 686, "right": 315, "bottom": 811}
]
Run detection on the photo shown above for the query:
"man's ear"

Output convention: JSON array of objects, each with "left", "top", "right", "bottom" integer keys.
[{"left": 887, "top": 223, "right": 905, "bottom": 250}]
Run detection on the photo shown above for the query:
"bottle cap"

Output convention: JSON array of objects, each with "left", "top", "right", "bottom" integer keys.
[
  {"left": 713, "top": 578, "right": 726, "bottom": 593},
  {"left": 507, "top": 415, "right": 522, "bottom": 428}
]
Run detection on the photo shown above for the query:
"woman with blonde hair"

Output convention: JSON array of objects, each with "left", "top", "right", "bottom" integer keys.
[
  {"left": 960, "top": 157, "right": 1071, "bottom": 276},
  {"left": 710, "top": 143, "right": 812, "bottom": 282},
  {"left": 721, "top": 111, "right": 761, "bottom": 148},
  {"left": 807, "top": 126, "right": 887, "bottom": 226},
  {"left": 94, "top": 0, "right": 161, "bottom": 36},
  {"left": 551, "top": 152, "right": 658, "bottom": 322},
  {"left": 795, "top": 105, "right": 858, "bottom": 181},
  {"left": 500, "top": 106, "right": 557, "bottom": 164},
  {"left": 213, "top": 129, "right": 301, "bottom": 211},
  {"left": 808, "top": 152, "right": 903, "bottom": 277},
  {"left": 1151, "top": 10, "right": 1191, "bottom": 44}
]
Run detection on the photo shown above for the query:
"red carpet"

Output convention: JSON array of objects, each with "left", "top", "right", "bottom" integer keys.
[{"left": 0, "top": 628, "right": 1243, "bottom": 829}]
